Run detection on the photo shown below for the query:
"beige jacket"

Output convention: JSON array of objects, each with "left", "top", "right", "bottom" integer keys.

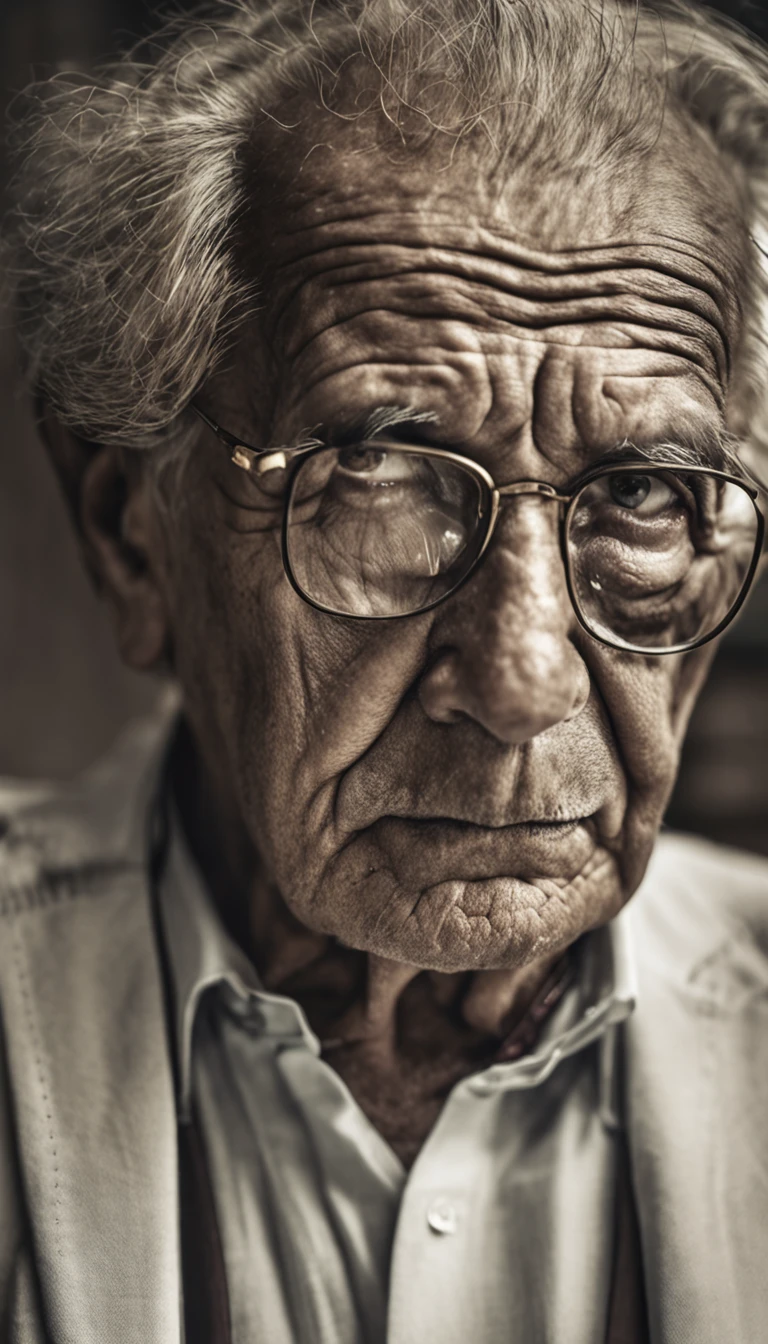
[{"left": 0, "top": 709, "right": 767, "bottom": 1344}]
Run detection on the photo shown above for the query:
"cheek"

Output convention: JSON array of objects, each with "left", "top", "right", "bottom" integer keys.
[
  {"left": 669, "top": 640, "right": 720, "bottom": 745},
  {"left": 162, "top": 515, "right": 286, "bottom": 819},
  {"left": 165, "top": 507, "right": 433, "bottom": 867},
  {"left": 243, "top": 609, "right": 431, "bottom": 866},
  {"left": 586, "top": 642, "right": 715, "bottom": 812}
]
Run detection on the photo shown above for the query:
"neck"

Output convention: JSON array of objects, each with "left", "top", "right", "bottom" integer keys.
[{"left": 170, "top": 723, "right": 572, "bottom": 1163}]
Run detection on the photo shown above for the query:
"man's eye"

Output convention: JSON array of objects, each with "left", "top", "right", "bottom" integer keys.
[
  {"left": 606, "top": 473, "right": 677, "bottom": 516},
  {"left": 336, "top": 445, "right": 421, "bottom": 484}
]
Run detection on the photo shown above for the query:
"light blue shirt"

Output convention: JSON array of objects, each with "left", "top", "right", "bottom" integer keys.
[{"left": 160, "top": 810, "right": 636, "bottom": 1344}]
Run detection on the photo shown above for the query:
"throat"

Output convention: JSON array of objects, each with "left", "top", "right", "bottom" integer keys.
[{"left": 279, "top": 947, "right": 574, "bottom": 1167}]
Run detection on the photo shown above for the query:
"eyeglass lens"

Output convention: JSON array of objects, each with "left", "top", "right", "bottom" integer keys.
[
  {"left": 286, "top": 444, "right": 489, "bottom": 617},
  {"left": 566, "top": 469, "right": 759, "bottom": 650},
  {"left": 285, "top": 446, "right": 760, "bottom": 648}
]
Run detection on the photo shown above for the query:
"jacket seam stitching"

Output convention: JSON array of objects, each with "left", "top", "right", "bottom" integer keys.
[
  {"left": 0, "top": 863, "right": 144, "bottom": 917},
  {"left": 10, "top": 923, "right": 64, "bottom": 1266}
]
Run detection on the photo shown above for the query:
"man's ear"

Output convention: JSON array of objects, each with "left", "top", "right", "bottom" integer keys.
[{"left": 40, "top": 406, "right": 171, "bottom": 671}]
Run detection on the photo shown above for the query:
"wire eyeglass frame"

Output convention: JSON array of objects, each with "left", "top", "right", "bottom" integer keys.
[{"left": 192, "top": 403, "right": 765, "bottom": 656}]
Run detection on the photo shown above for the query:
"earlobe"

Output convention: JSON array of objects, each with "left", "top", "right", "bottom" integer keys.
[{"left": 79, "top": 445, "right": 171, "bottom": 672}]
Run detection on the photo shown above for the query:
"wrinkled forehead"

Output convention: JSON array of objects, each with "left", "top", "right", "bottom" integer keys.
[{"left": 226, "top": 100, "right": 754, "bottom": 446}]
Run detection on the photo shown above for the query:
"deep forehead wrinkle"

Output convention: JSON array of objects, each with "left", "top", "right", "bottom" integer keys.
[
  {"left": 246, "top": 116, "right": 752, "bottom": 392},
  {"left": 271, "top": 206, "right": 738, "bottom": 296},
  {"left": 266, "top": 208, "right": 740, "bottom": 300},
  {"left": 261, "top": 231, "right": 735, "bottom": 396}
]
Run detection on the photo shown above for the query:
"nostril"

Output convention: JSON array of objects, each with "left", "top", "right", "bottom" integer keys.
[
  {"left": 438, "top": 707, "right": 464, "bottom": 724},
  {"left": 418, "top": 648, "right": 464, "bottom": 723},
  {"left": 419, "top": 632, "right": 590, "bottom": 743}
]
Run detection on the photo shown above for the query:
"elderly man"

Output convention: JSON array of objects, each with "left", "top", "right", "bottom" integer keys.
[{"left": 2, "top": 0, "right": 768, "bottom": 1340}]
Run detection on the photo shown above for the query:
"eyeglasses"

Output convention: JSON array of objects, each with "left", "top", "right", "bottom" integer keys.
[{"left": 193, "top": 405, "right": 765, "bottom": 655}]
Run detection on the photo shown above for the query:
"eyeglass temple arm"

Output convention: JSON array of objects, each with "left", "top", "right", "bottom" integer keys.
[{"left": 191, "top": 403, "right": 321, "bottom": 476}]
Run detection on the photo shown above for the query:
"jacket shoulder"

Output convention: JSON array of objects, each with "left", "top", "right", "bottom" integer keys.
[
  {"left": 631, "top": 830, "right": 768, "bottom": 996},
  {"left": 650, "top": 830, "right": 768, "bottom": 919},
  {"left": 0, "top": 705, "right": 176, "bottom": 908}
]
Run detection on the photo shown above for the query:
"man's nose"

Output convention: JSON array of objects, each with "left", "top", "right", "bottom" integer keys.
[{"left": 418, "top": 496, "right": 591, "bottom": 745}]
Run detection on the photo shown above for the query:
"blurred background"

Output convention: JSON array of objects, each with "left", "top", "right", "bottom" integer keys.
[{"left": 1, "top": 0, "right": 766, "bottom": 853}]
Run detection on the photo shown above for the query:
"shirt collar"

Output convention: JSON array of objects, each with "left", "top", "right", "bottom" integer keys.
[{"left": 158, "top": 803, "right": 636, "bottom": 1126}]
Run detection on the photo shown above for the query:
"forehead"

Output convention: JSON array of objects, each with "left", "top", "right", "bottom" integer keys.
[{"left": 230, "top": 112, "right": 751, "bottom": 472}]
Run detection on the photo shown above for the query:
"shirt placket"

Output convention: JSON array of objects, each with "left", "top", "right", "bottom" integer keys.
[{"left": 386, "top": 1037, "right": 622, "bottom": 1344}]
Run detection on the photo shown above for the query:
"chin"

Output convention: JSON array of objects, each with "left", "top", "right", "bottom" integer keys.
[{"left": 296, "top": 853, "right": 626, "bottom": 973}]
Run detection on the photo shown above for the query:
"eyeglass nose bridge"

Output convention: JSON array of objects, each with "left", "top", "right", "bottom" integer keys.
[
  {"left": 495, "top": 480, "right": 566, "bottom": 500},
  {"left": 485, "top": 479, "right": 568, "bottom": 530},
  {"left": 478, "top": 479, "right": 570, "bottom": 567}
]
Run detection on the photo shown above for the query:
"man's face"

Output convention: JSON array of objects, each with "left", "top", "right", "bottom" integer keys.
[{"left": 152, "top": 127, "right": 749, "bottom": 972}]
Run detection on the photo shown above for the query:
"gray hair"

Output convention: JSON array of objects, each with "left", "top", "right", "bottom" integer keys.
[{"left": 6, "top": 0, "right": 768, "bottom": 473}]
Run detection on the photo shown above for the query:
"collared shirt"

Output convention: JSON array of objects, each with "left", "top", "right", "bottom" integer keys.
[{"left": 159, "top": 809, "right": 637, "bottom": 1344}]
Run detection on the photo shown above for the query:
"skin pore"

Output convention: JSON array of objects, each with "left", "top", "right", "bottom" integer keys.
[{"left": 71, "top": 108, "right": 752, "bottom": 1164}]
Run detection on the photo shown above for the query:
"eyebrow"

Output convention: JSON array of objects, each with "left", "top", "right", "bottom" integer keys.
[
  {"left": 602, "top": 430, "right": 744, "bottom": 476},
  {"left": 329, "top": 405, "right": 440, "bottom": 445},
  {"left": 328, "top": 404, "right": 745, "bottom": 476}
]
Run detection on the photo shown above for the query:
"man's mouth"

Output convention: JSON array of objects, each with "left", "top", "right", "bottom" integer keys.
[
  {"left": 367, "top": 814, "right": 598, "bottom": 884},
  {"left": 378, "top": 814, "right": 589, "bottom": 835}
]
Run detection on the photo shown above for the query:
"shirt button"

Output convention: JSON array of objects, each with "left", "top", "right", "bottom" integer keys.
[{"left": 427, "top": 1198, "right": 458, "bottom": 1236}]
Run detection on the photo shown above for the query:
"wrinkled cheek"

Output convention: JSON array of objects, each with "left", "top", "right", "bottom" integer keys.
[
  {"left": 581, "top": 642, "right": 713, "bottom": 882},
  {"left": 228, "top": 592, "right": 327, "bottom": 849},
  {"left": 668, "top": 641, "right": 719, "bottom": 747},
  {"left": 165, "top": 524, "right": 305, "bottom": 854}
]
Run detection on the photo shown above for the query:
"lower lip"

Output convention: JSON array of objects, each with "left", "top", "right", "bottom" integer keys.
[{"left": 370, "top": 815, "right": 595, "bottom": 882}]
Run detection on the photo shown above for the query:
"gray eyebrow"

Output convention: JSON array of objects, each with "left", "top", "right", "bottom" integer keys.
[
  {"left": 602, "top": 431, "right": 744, "bottom": 476},
  {"left": 357, "top": 405, "right": 440, "bottom": 440},
  {"left": 334, "top": 406, "right": 746, "bottom": 478}
]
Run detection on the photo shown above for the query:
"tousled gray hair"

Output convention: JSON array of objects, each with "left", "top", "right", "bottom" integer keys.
[{"left": 6, "top": 0, "right": 768, "bottom": 471}]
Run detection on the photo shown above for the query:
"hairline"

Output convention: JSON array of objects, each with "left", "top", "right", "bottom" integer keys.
[{"left": 6, "top": 0, "right": 768, "bottom": 483}]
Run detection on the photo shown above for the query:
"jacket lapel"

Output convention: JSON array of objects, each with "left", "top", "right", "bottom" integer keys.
[
  {"left": 0, "top": 705, "right": 183, "bottom": 1344},
  {"left": 624, "top": 849, "right": 768, "bottom": 1344}
]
